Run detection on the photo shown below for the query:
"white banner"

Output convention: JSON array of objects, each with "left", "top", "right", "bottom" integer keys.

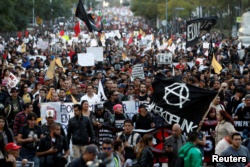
[
  {"left": 7, "top": 72, "right": 19, "bottom": 88},
  {"left": 78, "top": 53, "right": 95, "bottom": 66},
  {"left": 131, "top": 64, "right": 145, "bottom": 80},
  {"left": 156, "top": 53, "right": 172, "bottom": 64},
  {"left": 37, "top": 40, "right": 49, "bottom": 50},
  {"left": 87, "top": 47, "right": 103, "bottom": 61},
  {"left": 40, "top": 101, "right": 142, "bottom": 131}
]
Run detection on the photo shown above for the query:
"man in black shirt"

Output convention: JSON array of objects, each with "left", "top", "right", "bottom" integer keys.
[
  {"left": 132, "top": 104, "right": 155, "bottom": 130},
  {"left": 36, "top": 122, "right": 69, "bottom": 167},
  {"left": 135, "top": 83, "right": 151, "bottom": 102}
]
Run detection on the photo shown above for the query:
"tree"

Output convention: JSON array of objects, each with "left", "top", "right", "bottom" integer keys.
[
  {"left": 130, "top": 0, "right": 158, "bottom": 20},
  {"left": 13, "top": 0, "right": 33, "bottom": 30},
  {"left": 35, "top": 0, "right": 72, "bottom": 21},
  {"left": 0, "top": 0, "right": 16, "bottom": 32}
]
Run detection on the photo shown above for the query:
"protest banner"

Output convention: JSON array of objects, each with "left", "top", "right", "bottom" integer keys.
[
  {"left": 40, "top": 101, "right": 142, "bottom": 131},
  {"left": 87, "top": 47, "right": 103, "bottom": 61},
  {"left": 186, "top": 16, "right": 217, "bottom": 47},
  {"left": 203, "top": 42, "right": 210, "bottom": 49},
  {"left": 37, "top": 40, "right": 49, "bottom": 50},
  {"left": 131, "top": 64, "right": 145, "bottom": 80},
  {"left": 78, "top": 53, "right": 95, "bottom": 66},
  {"left": 156, "top": 53, "right": 172, "bottom": 64},
  {"left": 151, "top": 76, "right": 217, "bottom": 133},
  {"left": 7, "top": 72, "right": 19, "bottom": 88}
]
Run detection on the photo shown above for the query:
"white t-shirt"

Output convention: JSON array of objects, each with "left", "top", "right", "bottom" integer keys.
[
  {"left": 215, "top": 138, "right": 230, "bottom": 155},
  {"left": 80, "top": 93, "right": 100, "bottom": 104}
]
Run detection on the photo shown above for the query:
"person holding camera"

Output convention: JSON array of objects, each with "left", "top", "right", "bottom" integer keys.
[{"left": 36, "top": 122, "right": 69, "bottom": 167}]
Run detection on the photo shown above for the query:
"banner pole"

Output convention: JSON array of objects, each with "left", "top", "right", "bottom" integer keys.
[{"left": 196, "top": 89, "right": 221, "bottom": 132}]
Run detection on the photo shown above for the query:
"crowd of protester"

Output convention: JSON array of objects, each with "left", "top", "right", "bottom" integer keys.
[{"left": 1, "top": 6, "right": 250, "bottom": 167}]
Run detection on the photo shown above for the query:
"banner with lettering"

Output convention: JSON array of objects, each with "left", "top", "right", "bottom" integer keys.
[
  {"left": 150, "top": 75, "right": 217, "bottom": 132},
  {"left": 186, "top": 16, "right": 217, "bottom": 47},
  {"left": 40, "top": 101, "right": 143, "bottom": 132}
]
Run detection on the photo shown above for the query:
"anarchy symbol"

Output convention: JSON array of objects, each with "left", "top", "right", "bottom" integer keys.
[{"left": 163, "top": 83, "right": 190, "bottom": 108}]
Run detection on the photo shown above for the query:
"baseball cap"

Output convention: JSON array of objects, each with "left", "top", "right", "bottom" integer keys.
[
  {"left": 46, "top": 110, "right": 55, "bottom": 118},
  {"left": 95, "top": 103, "right": 104, "bottom": 110},
  {"left": 245, "top": 94, "right": 250, "bottom": 100},
  {"left": 118, "top": 83, "right": 126, "bottom": 89},
  {"left": 86, "top": 144, "right": 99, "bottom": 155},
  {"left": 5, "top": 142, "right": 21, "bottom": 151}
]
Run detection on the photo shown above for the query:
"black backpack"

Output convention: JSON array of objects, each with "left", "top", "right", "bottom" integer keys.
[{"left": 176, "top": 146, "right": 194, "bottom": 167}]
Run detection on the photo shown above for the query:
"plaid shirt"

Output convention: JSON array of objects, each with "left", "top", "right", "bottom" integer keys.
[{"left": 13, "top": 111, "right": 27, "bottom": 136}]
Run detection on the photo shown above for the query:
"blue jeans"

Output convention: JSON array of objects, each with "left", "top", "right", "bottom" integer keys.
[{"left": 20, "top": 148, "right": 40, "bottom": 167}]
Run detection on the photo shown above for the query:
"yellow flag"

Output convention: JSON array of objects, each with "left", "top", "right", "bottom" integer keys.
[
  {"left": 55, "top": 58, "right": 65, "bottom": 72},
  {"left": 71, "top": 95, "right": 78, "bottom": 104},
  {"left": 36, "top": 117, "right": 43, "bottom": 124},
  {"left": 46, "top": 89, "right": 52, "bottom": 100},
  {"left": 139, "top": 29, "right": 143, "bottom": 35},
  {"left": 122, "top": 53, "right": 127, "bottom": 60},
  {"left": 212, "top": 54, "right": 222, "bottom": 74},
  {"left": 21, "top": 43, "right": 26, "bottom": 53},
  {"left": 167, "top": 38, "right": 172, "bottom": 46},
  {"left": 62, "top": 35, "right": 69, "bottom": 41},
  {"left": 47, "top": 59, "right": 56, "bottom": 79}
]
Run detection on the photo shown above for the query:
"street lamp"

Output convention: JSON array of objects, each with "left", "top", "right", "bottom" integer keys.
[{"left": 166, "top": 0, "right": 168, "bottom": 37}]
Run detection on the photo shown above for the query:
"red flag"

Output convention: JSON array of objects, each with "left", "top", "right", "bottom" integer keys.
[
  {"left": 138, "top": 34, "right": 142, "bottom": 40},
  {"left": 74, "top": 22, "right": 80, "bottom": 36},
  {"left": 59, "top": 30, "right": 64, "bottom": 36},
  {"left": 127, "top": 37, "right": 133, "bottom": 45},
  {"left": 25, "top": 30, "right": 29, "bottom": 37},
  {"left": 17, "top": 31, "right": 22, "bottom": 38}
]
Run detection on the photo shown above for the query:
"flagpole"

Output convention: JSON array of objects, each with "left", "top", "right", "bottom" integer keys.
[{"left": 196, "top": 89, "right": 221, "bottom": 132}]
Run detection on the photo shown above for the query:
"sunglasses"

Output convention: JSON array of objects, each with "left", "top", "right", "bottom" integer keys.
[
  {"left": 102, "top": 147, "right": 112, "bottom": 151},
  {"left": 113, "top": 94, "right": 118, "bottom": 96}
]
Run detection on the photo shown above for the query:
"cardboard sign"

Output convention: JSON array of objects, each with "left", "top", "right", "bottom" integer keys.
[
  {"left": 78, "top": 53, "right": 95, "bottom": 66},
  {"left": 37, "top": 40, "right": 49, "bottom": 50},
  {"left": 131, "top": 64, "right": 145, "bottom": 80},
  {"left": 157, "top": 53, "right": 172, "bottom": 64},
  {"left": 7, "top": 72, "right": 19, "bottom": 88},
  {"left": 87, "top": 47, "right": 103, "bottom": 61}
]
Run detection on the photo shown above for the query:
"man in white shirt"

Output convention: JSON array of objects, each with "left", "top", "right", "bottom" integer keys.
[
  {"left": 80, "top": 84, "right": 100, "bottom": 104},
  {"left": 215, "top": 132, "right": 233, "bottom": 155}
]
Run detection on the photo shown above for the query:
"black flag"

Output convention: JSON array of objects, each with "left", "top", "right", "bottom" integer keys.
[
  {"left": 186, "top": 16, "right": 217, "bottom": 47},
  {"left": 75, "top": 0, "right": 102, "bottom": 32},
  {"left": 149, "top": 75, "right": 216, "bottom": 132}
]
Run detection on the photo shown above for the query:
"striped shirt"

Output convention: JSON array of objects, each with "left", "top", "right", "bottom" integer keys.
[{"left": 13, "top": 111, "right": 27, "bottom": 136}]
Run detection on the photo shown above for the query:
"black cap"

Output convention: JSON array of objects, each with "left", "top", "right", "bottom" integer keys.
[
  {"left": 95, "top": 103, "right": 104, "bottom": 110},
  {"left": 10, "top": 87, "right": 19, "bottom": 93}
]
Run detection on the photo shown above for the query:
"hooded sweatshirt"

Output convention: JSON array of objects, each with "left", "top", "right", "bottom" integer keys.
[{"left": 178, "top": 142, "right": 203, "bottom": 167}]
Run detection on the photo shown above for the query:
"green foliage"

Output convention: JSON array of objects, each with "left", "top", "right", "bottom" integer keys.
[
  {"left": 131, "top": 0, "right": 196, "bottom": 21},
  {"left": 131, "top": 0, "right": 158, "bottom": 20},
  {"left": 0, "top": 0, "right": 74, "bottom": 32},
  {"left": 35, "top": 0, "right": 72, "bottom": 20}
]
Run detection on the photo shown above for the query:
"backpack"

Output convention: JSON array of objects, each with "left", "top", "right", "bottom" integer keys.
[{"left": 176, "top": 146, "right": 194, "bottom": 167}]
